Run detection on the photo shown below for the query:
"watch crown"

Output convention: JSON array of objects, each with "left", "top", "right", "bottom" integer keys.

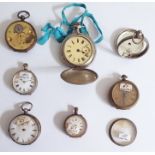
[
  {"left": 74, "top": 107, "right": 78, "bottom": 115},
  {"left": 121, "top": 74, "right": 128, "bottom": 80},
  {"left": 23, "top": 63, "right": 28, "bottom": 70}
]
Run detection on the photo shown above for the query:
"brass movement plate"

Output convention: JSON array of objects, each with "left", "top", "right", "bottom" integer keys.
[
  {"left": 111, "top": 75, "right": 139, "bottom": 109},
  {"left": 5, "top": 21, "right": 37, "bottom": 52}
]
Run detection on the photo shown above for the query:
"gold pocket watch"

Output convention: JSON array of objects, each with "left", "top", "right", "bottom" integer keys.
[
  {"left": 5, "top": 10, "right": 37, "bottom": 52},
  {"left": 109, "top": 118, "right": 137, "bottom": 146},
  {"left": 64, "top": 107, "right": 87, "bottom": 137},
  {"left": 12, "top": 63, "right": 38, "bottom": 95},
  {"left": 8, "top": 102, "right": 41, "bottom": 145},
  {"left": 115, "top": 29, "right": 149, "bottom": 58},
  {"left": 61, "top": 23, "right": 97, "bottom": 85},
  {"left": 111, "top": 75, "right": 139, "bottom": 109}
]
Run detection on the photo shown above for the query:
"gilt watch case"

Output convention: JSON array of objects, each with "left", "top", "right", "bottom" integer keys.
[{"left": 5, "top": 10, "right": 37, "bottom": 52}]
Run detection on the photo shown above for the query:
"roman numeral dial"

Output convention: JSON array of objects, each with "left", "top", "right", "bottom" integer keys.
[
  {"left": 12, "top": 64, "right": 38, "bottom": 95},
  {"left": 63, "top": 36, "right": 94, "bottom": 66},
  {"left": 9, "top": 114, "right": 41, "bottom": 145}
]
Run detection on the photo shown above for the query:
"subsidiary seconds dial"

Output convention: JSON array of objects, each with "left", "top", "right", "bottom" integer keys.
[{"left": 63, "top": 34, "right": 95, "bottom": 67}]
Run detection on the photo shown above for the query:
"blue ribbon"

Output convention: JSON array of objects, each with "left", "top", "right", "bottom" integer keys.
[{"left": 37, "top": 3, "right": 103, "bottom": 45}]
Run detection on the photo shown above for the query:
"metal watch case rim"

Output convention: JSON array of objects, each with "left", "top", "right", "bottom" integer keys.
[
  {"left": 5, "top": 20, "right": 37, "bottom": 52},
  {"left": 8, "top": 113, "right": 41, "bottom": 145}
]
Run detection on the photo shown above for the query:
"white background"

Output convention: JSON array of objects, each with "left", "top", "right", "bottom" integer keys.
[{"left": 0, "top": 2, "right": 154, "bottom": 152}]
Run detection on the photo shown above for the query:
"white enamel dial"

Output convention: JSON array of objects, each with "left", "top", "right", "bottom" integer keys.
[
  {"left": 9, "top": 114, "right": 41, "bottom": 145},
  {"left": 12, "top": 70, "right": 37, "bottom": 95},
  {"left": 65, "top": 115, "right": 87, "bottom": 137}
]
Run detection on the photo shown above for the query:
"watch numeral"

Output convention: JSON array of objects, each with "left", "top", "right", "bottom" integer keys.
[
  {"left": 11, "top": 133, "right": 16, "bottom": 137},
  {"left": 81, "top": 57, "right": 85, "bottom": 61},
  {"left": 81, "top": 40, "right": 84, "bottom": 44},
  {"left": 31, "top": 134, "right": 35, "bottom": 138},
  {"left": 72, "top": 40, "right": 74, "bottom": 44}
]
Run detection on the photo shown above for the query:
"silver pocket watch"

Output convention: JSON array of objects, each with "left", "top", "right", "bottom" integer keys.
[
  {"left": 8, "top": 102, "right": 41, "bottom": 145},
  {"left": 64, "top": 107, "right": 87, "bottom": 138},
  {"left": 61, "top": 23, "right": 97, "bottom": 85},
  {"left": 115, "top": 28, "right": 149, "bottom": 58},
  {"left": 12, "top": 63, "right": 38, "bottom": 95}
]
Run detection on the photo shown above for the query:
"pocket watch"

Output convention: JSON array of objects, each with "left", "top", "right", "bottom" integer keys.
[
  {"left": 12, "top": 63, "right": 38, "bottom": 95},
  {"left": 115, "top": 29, "right": 149, "bottom": 58},
  {"left": 64, "top": 107, "right": 87, "bottom": 138},
  {"left": 109, "top": 118, "right": 137, "bottom": 146},
  {"left": 111, "top": 75, "right": 139, "bottom": 109},
  {"left": 8, "top": 102, "right": 41, "bottom": 145},
  {"left": 5, "top": 10, "right": 37, "bottom": 52},
  {"left": 61, "top": 23, "right": 97, "bottom": 85}
]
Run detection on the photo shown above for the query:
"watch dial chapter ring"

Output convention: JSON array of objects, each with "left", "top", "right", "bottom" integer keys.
[
  {"left": 64, "top": 107, "right": 87, "bottom": 138},
  {"left": 61, "top": 33, "right": 96, "bottom": 67},
  {"left": 12, "top": 68, "right": 38, "bottom": 95},
  {"left": 8, "top": 113, "right": 41, "bottom": 145}
]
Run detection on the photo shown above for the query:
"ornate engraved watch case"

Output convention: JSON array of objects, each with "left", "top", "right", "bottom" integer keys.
[
  {"left": 115, "top": 29, "right": 149, "bottom": 58},
  {"left": 64, "top": 107, "right": 87, "bottom": 138},
  {"left": 61, "top": 23, "right": 97, "bottom": 85},
  {"left": 8, "top": 102, "right": 41, "bottom": 145},
  {"left": 111, "top": 75, "right": 139, "bottom": 109},
  {"left": 12, "top": 63, "right": 38, "bottom": 95},
  {"left": 5, "top": 10, "right": 37, "bottom": 52}
]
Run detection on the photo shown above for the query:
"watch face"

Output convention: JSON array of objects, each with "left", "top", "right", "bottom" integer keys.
[
  {"left": 109, "top": 118, "right": 137, "bottom": 146},
  {"left": 9, "top": 114, "right": 41, "bottom": 145},
  {"left": 64, "top": 114, "right": 87, "bottom": 137},
  {"left": 111, "top": 79, "right": 139, "bottom": 109},
  {"left": 5, "top": 21, "right": 37, "bottom": 52},
  {"left": 63, "top": 35, "right": 95, "bottom": 66},
  {"left": 12, "top": 70, "right": 37, "bottom": 95}
]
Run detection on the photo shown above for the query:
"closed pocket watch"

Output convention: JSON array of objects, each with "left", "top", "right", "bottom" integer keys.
[
  {"left": 8, "top": 102, "right": 41, "bottom": 145},
  {"left": 109, "top": 118, "right": 137, "bottom": 146},
  {"left": 64, "top": 107, "right": 87, "bottom": 137},
  {"left": 115, "top": 28, "right": 149, "bottom": 58},
  {"left": 5, "top": 10, "right": 37, "bottom": 52},
  {"left": 12, "top": 63, "right": 38, "bottom": 95},
  {"left": 111, "top": 75, "right": 139, "bottom": 109},
  {"left": 61, "top": 23, "right": 97, "bottom": 85}
]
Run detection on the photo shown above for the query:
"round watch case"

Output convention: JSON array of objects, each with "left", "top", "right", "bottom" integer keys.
[
  {"left": 109, "top": 118, "right": 137, "bottom": 146},
  {"left": 60, "top": 23, "right": 98, "bottom": 85},
  {"left": 8, "top": 102, "right": 41, "bottom": 145},
  {"left": 5, "top": 10, "right": 37, "bottom": 52},
  {"left": 12, "top": 63, "right": 38, "bottom": 95},
  {"left": 115, "top": 28, "right": 149, "bottom": 58},
  {"left": 111, "top": 75, "right": 139, "bottom": 109},
  {"left": 64, "top": 107, "right": 87, "bottom": 138}
]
